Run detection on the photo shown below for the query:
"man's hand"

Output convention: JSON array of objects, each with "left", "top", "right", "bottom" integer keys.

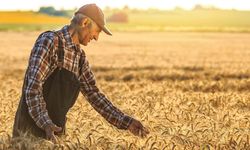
[
  {"left": 44, "top": 124, "right": 62, "bottom": 143},
  {"left": 128, "top": 119, "right": 149, "bottom": 138}
]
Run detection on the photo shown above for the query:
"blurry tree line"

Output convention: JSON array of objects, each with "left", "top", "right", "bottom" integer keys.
[
  {"left": 38, "top": 5, "right": 237, "bottom": 23},
  {"left": 38, "top": 6, "right": 129, "bottom": 23},
  {"left": 38, "top": 6, "right": 128, "bottom": 22},
  {"left": 38, "top": 6, "right": 73, "bottom": 18}
]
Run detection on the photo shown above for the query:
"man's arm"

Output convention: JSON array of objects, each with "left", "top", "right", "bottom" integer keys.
[
  {"left": 79, "top": 56, "right": 133, "bottom": 130},
  {"left": 24, "top": 32, "right": 56, "bottom": 130}
]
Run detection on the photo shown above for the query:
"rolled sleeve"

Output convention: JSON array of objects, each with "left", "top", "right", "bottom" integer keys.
[
  {"left": 119, "top": 115, "right": 133, "bottom": 129},
  {"left": 79, "top": 56, "right": 133, "bottom": 129}
]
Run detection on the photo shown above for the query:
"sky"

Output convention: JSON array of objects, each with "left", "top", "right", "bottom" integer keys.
[{"left": 1, "top": 0, "right": 250, "bottom": 11}]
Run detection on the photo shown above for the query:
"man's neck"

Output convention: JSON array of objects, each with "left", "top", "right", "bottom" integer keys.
[{"left": 68, "top": 25, "right": 80, "bottom": 45}]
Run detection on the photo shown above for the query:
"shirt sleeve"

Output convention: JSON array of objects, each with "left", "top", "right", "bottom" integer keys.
[
  {"left": 79, "top": 55, "right": 133, "bottom": 130},
  {"left": 24, "top": 32, "right": 56, "bottom": 130}
]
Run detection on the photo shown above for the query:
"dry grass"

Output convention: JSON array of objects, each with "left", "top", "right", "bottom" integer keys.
[{"left": 0, "top": 31, "right": 250, "bottom": 149}]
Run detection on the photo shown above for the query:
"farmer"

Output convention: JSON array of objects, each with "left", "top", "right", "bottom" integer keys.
[{"left": 13, "top": 3, "right": 149, "bottom": 143}]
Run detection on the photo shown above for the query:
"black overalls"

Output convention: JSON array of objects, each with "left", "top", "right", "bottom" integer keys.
[{"left": 13, "top": 32, "right": 83, "bottom": 138}]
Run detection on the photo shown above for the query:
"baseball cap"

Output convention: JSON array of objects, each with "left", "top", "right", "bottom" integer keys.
[{"left": 75, "top": 4, "right": 112, "bottom": 36}]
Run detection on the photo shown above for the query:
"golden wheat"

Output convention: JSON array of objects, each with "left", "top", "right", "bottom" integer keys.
[{"left": 0, "top": 31, "right": 250, "bottom": 149}]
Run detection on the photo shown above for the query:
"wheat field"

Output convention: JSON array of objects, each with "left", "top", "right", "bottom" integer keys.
[{"left": 0, "top": 31, "right": 250, "bottom": 149}]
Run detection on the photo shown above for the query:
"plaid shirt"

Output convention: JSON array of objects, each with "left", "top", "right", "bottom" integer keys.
[{"left": 23, "top": 25, "right": 133, "bottom": 130}]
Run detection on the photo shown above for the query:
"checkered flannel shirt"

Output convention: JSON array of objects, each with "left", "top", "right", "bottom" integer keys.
[{"left": 23, "top": 25, "right": 133, "bottom": 130}]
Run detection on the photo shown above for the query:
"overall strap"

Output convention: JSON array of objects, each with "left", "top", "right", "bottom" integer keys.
[
  {"left": 22, "top": 30, "right": 56, "bottom": 93},
  {"left": 53, "top": 31, "right": 64, "bottom": 70},
  {"left": 79, "top": 52, "right": 85, "bottom": 76}
]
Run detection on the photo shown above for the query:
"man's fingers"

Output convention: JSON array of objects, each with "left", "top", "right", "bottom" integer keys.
[
  {"left": 47, "top": 133, "right": 59, "bottom": 144},
  {"left": 52, "top": 125, "right": 62, "bottom": 133},
  {"left": 128, "top": 119, "right": 150, "bottom": 138},
  {"left": 141, "top": 128, "right": 149, "bottom": 138},
  {"left": 47, "top": 133, "right": 58, "bottom": 144},
  {"left": 51, "top": 135, "right": 59, "bottom": 144},
  {"left": 132, "top": 128, "right": 140, "bottom": 136},
  {"left": 46, "top": 134, "right": 50, "bottom": 140},
  {"left": 138, "top": 129, "right": 142, "bottom": 137},
  {"left": 137, "top": 126, "right": 149, "bottom": 138},
  {"left": 46, "top": 130, "right": 52, "bottom": 140},
  {"left": 134, "top": 126, "right": 148, "bottom": 138},
  {"left": 143, "top": 127, "right": 150, "bottom": 134}
]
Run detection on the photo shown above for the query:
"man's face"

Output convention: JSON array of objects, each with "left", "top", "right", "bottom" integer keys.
[{"left": 78, "top": 20, "right": 101, "bottom": 46}]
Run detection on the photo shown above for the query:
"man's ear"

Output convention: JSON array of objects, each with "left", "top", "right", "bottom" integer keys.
[{"left": 81, "top": 17, "right": 90, "bottom": 27}]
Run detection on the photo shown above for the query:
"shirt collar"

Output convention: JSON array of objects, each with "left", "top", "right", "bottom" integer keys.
[{"left": 60, "top": 25, "right": 81, "bottom": 52}]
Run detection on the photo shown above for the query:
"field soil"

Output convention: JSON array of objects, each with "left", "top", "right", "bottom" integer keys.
[{"left": 0, "top": 31, "right": 250, "bottom": 149}]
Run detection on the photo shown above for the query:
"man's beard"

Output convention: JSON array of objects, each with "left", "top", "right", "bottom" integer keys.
[
  {"left": 76, "top": 27, "right": 84, "bottom": 44},
  {"left": 78, "top": 27, "right": 92, "bottom": 45},
  {"left": 71, "top": 25, "right": 84, "bottom": 45}
]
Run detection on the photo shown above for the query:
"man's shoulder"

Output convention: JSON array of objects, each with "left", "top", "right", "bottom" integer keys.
[
  {"left": 35, "top": 30, "right": 65, "bottom": 50},
  {"left": 31, "top": 31, "right": 60, "bottom": 56},
  {"left": 35, "top": 31, "right": 56, "bottom": 45}
]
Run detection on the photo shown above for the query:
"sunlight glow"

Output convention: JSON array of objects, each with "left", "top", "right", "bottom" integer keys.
[{"left": 0, "top": 0, "right": 250, "bottom": 11}]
